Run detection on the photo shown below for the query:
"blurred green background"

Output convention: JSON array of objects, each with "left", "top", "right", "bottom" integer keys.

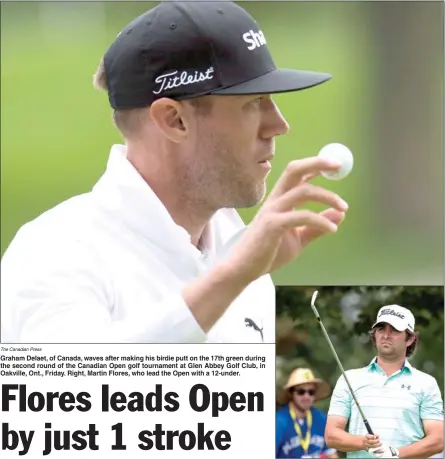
[
  {"left": 1, "top": 2, "right": 443, "bottom": 285},
  {"left": 275, "top": 286, "right": 444, "bottom": 415}
]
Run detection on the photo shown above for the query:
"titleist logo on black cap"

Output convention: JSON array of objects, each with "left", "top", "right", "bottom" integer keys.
[
  {"left": 153, "top": 67, "right": 215, "bottom": 95},
  {"left": 378, "top": 309, "right": 405, "bottom": 320}
]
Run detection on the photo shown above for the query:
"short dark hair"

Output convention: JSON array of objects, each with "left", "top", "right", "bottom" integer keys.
[{"left": 369, "top": 327, "right": 420, "bottom": 357}]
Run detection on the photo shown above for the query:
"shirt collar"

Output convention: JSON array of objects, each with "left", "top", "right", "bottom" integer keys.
[
  {"left": 91, "top": 144, "right": 215, "bottom": 258},
  {"left": 367, "top": 356, "right": 412, "bottom": 374}
]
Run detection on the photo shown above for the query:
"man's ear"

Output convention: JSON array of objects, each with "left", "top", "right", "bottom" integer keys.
[
  {"left": 406, "top": 332, "right": 416, "bottom": 347},
  {"left": 149, "top": 98, "right": 188, "bottom": 143}
]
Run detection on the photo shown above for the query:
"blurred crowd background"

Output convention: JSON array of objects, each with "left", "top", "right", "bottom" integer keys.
[
  {"left": 1, "top": 2, "right": 443, "bottom": 285},
  {"left": 276, "top": 286, "right": 444, "bottom": 412}
]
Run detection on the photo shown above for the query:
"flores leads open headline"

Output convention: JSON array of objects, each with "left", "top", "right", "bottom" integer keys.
[{"left": 2, "top": 383, "right": 264, "bottom": 455}]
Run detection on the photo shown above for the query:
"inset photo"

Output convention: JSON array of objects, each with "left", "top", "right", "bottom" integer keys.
[{"left": 276, "top": 286, "right": 444, "bottom": 459}]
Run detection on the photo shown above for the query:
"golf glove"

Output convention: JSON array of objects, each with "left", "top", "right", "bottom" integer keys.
[{"left": 369, "top": 444, "right": 399, "bottom": 458}]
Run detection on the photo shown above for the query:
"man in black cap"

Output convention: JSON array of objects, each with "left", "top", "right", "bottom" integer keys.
[{"left": 1, "top": 1, "right": 348, "bottom": 343}]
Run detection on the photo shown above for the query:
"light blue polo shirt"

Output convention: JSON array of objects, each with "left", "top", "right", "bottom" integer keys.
[{"left": 328, "top": 358, "right": 444, "bottom": 458}]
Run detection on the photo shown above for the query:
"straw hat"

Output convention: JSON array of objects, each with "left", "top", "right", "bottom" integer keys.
[{"left": 283, "top": 368, "right": 331, "bottom": 402}]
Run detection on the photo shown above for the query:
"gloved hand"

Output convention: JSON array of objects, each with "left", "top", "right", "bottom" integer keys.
[{"left": 369, "top": 444, "right": 399, "bottom": 458}]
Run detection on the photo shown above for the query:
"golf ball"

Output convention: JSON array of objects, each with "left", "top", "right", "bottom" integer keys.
[{"left": 318, "top": 143, "right": 354, "bottom": 180}]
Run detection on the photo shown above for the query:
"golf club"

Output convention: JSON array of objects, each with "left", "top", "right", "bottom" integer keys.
[{"left": 310, "top": 290, "right": 375, "bottom": 436}]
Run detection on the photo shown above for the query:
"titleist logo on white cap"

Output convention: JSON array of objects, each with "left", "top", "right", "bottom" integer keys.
[
  {"left": 378, "top": 309, "right": 405, "bottom": 320},
  {"left": 153, "top": 67, "right": 215, "bottom": 95}
]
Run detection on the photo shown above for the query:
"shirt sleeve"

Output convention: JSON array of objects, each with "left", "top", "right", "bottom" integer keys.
[
  {"left": 328, "top": 374, "right": 352, "bottom": 419},
  {"left": 1, "top": 232, "right": 207, "bottom": 344},
  {"left": 275, "top": 409, "right": 288, "bottom": 457},
  {"left": 420, "top": 378, "right": 444, "bottom": 421}
]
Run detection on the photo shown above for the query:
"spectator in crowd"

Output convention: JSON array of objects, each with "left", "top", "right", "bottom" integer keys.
[{"left": 276, "top": 367, "right": 338, "bottom": 458}]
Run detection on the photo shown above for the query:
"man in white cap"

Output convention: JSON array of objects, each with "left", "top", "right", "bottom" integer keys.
[
  {"left": 325, "top": 305, "right": 444, "bottom": 458},
  {"left": 276, "top": 367, "right": 338, "bottom": 458}
]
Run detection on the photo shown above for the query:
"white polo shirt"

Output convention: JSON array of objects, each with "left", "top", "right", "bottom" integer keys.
[
  {"left": 328, "top": 357, "right": 444, "bottom": 458},
  {"left": 1, "top": 145, "right": 275, "bottom": 343}
]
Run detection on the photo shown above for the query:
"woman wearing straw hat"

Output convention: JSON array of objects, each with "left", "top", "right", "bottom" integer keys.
[{"left": 276, "top": 368, "right": 338, "bottom": 458}]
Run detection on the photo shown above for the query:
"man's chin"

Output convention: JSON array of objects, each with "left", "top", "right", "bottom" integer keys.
[
  {"left": 378, "top": 347, "right": 394, "bottom": 355},
  {"left": 242, "top": 183, "right": 267, "bottom": 208},
  {"left": 230, "top": 184, "right": 266, "bottom": 209}
]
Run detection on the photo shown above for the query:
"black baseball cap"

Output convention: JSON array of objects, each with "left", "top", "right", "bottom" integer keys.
[{"left": 103, "top": 1, "right": 331, "bottom": 110}]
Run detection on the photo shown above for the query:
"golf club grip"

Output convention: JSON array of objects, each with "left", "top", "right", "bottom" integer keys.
[{"left": 363, "top": 419, "right": 374, "bottom": 436}]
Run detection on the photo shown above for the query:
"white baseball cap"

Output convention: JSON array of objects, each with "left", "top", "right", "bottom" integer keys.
[{"left": 372, "top": 304, "right": 415, "bottom": 333}]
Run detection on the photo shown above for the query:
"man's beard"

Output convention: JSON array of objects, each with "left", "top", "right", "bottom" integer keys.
[{"left": 181, "top": 146, "right": 267, "bottom": 210}]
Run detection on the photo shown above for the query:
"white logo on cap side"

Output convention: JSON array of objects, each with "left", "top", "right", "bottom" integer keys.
[
  {"left": 153, "top": 67, "right": 214, "bottom": 95},
  {"left": 243, "top": 29, "right": 267, "bottom": 51}
]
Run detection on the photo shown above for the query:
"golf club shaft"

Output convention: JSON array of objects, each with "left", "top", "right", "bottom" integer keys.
[
  {"left": 314, "top": 315, "right": 374, "bottom": 435},
  {"left": 310, "top": 292, "right": 374, "bottom": 436}
]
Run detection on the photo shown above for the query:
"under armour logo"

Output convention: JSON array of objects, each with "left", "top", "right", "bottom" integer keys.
[
  {"left": 245, "top": 318, "right": 264, "bottom": 342},
  {"left": 401, "top": 384, "right": 411, "bottom": 390}
]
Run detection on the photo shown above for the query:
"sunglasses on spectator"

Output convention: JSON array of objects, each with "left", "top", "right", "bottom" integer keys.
[{"left": 293, "top": 388, "right": 316, "bottom": 396}]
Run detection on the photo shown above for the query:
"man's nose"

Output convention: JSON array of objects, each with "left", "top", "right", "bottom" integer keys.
[{"left": 260, "top": 99, "right": 290, "bottom": 138}]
